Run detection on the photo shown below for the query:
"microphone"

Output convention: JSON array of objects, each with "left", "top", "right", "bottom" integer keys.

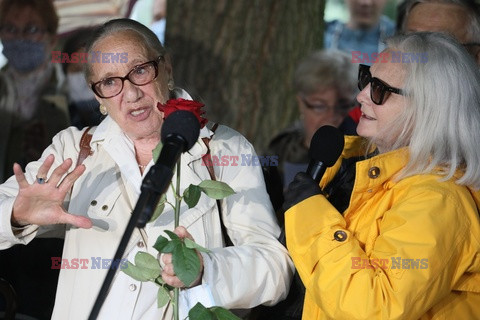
[
  {"left": 306, "top": 125, "right": 345, "bottom": 183},
  {"left": 157, "top": 109, "right": 201, "bottom": 169},
  {"left": 136, "top": 110, "right": 200, "bottom": 227},
  {"left": 89, "top": 110, "right": 200, "bottom": 320}
]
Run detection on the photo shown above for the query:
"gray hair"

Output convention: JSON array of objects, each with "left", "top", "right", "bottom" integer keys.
[
  {"left": 402, "top": 0, "right": 480, "bottom": 43},
  {"left": 293, "top": 50, "right": 357, "bottom": 108},
  {"left": 84, "top": 18, "right": 167, "bottom": 80},
  {"left": 379, "top": 32, "right": 480, "bottom": 189}
]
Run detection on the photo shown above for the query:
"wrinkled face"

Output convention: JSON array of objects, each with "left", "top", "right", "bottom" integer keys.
[
  {"left": 89, "top": 31, "right": 171, "bottom": 140},
  {"left": 356, "top": 51, "right": 407, "bottom": 151},
  {"left": 346, "top": 0, "right": 388, "bottom": 29},
  {"left": 298, "top": 87, "right": 347, "bottom": 147},
  {"left": 405, "top": 3, "right": 470, "bottom": 43}
]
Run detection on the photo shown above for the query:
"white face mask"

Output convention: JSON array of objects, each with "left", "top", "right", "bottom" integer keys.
[{"left": 67, "top": 72, "right": 96, "bottom": 103}]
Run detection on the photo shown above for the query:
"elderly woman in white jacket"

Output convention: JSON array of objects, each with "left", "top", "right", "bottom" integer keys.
[{"left": 0, "top": 18, "right": 293, "bottom": 320}]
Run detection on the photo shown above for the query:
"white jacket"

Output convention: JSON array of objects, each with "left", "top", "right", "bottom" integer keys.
[{"left": 0, "top": 116, "right": 293, "bottom": 319}]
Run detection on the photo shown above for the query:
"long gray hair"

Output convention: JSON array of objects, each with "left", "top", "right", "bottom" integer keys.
[{"left": 381, "top": 32, "right": 480, "bottom": 188}]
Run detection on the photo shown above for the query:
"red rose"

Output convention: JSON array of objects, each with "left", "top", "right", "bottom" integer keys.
[{"left": 157, "top": 98, "right": 208, "bottom": 128}]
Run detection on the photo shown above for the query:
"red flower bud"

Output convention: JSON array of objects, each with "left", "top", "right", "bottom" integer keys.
[{"left": 157, "top": 98, "right": 208, "bottom": 128}]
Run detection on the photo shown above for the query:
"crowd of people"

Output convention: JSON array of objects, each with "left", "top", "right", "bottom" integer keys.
[{"left": 1, "top": 0, "right": 480, "bottom": 320}]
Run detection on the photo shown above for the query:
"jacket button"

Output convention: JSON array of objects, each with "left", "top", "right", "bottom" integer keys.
[
  {"left": 137, "top": 241, "right": 145, "bottom": 248},
  {"left": 129, "top": 284, "right": 137, "bottom": 291},
  {"left": 368, "top": 166, "right": 380, "bottom": 179},
  {"left": 90, "top": 200, "right": 97, "bottom": 206},
  {"left": 334, "top": 230, "right": 347, "bottom": 242},
  {"left": 102, "top": 205, "right": 108, "bottom": 211}
]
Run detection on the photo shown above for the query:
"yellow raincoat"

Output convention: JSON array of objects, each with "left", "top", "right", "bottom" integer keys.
[{"left": 285, "top": 136, "right": 480, "bottom": 320}]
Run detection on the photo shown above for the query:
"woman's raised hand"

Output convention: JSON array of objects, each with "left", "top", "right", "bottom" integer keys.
[{"left": 11, "top": 154, "right": 92, "bottom": 229}]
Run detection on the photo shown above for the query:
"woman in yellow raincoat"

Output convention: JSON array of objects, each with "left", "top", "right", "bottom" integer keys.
[{"left": 284, "top": 32, "right": 480, "bottom": 320}]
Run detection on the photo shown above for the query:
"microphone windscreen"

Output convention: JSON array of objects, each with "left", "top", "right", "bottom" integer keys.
[
  {"left": 161, "top": 110, "right": 200, "bottom": 151},
  {"left": 308, "top": 125, "right": 345, "bottom": 167}
]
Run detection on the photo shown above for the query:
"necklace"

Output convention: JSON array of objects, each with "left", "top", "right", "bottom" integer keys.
[{"left": 138, "top": 164, "right": 148, "bottom": 169}]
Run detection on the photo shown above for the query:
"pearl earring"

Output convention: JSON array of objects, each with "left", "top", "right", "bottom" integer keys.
[
  {"left": 99, "top": 104, "right": 108, "bottom": 115},
  {"left": 167, "top": 79, "right": 175, "bottom": 91}
]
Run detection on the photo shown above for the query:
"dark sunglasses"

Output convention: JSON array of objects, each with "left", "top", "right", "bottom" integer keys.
[{"left": 358, "top": 64, "right": 404, "bottom": 105}]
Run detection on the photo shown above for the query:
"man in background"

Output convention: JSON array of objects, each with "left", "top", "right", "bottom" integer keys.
[
  {"left": 324, "top": 0, "right": 396, "bottom": 64},
  {"left": 402, "top": 0, "right": 480, "bottom": 64}
]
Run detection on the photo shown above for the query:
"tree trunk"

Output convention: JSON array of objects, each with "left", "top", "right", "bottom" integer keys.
[{"left": 166, "top": 0, "right": 325, "bottom": 152}]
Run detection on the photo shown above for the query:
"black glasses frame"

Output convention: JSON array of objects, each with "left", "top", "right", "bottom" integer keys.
[
  {"left": 91, "top": 56, "right": 164, "bottom": 99},
  {"left": 358, "top": 64, "right": 403, "bottom": 105}
]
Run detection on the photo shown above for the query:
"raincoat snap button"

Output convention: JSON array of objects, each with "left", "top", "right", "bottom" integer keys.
[
  {"left": 101, "top": 205, "right": 108, "bottom": 211},
  {"left": 334, "top": 230, "right": 347, "bottom": 242},
  {"left": 90, "top": 200, "right": 97, "bottom": 206},
  {"left": 368, "top": 166, "right": 380, "bottom": 178}
]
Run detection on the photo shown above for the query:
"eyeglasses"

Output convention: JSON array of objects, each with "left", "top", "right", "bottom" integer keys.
[
  {"left": 0, "top": 24, "right": 46, "bottom": 40},
  {"left": 358, "top": 64, "right": 404, "bottom": 105},
  {"left": 300, "top": 96, "right": 352, "bottom": 115},
  {"left": 91, "top": 56, "right": 164, "bottom": 99}
]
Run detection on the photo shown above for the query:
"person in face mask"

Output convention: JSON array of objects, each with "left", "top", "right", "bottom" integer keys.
[
  {"left": 0, "top": 0, "right": 69, "bottom": 319},
  {"left": 62, "top": 27, "right": 103, "bottom": 129},
  {"left": 0, "top": 0, "right": 69, "bottom": 182}
]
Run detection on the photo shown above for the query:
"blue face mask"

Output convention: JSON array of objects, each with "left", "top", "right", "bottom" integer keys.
[{"left": 2, "top": 39, "right": 47, "bottom": 73}]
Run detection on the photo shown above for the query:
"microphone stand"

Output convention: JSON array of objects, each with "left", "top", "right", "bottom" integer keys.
[{"left": 88, "top": 162, "right": 174, "bottom": 320}]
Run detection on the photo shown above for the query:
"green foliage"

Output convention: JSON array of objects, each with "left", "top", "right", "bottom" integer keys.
[
  {"left": 122, "top": 252, "right": 161, "bottom": 282},
  {"left": 122, "top": 153, "right": 238, "bottom": 319},
  {"left": 183, "top": 184, "right": 202, "bottom": 208},
  {"left": 152, "top": 142, "right": 163, "bottom": 162},
  {"left": 150, "top": 193, "right": 167, "bottom": 223},
  {"left": 188, "top": 303, "right": 242, "bottom": 320},
  {"left": 198, "top": 180, "right": 235, "bottom": 199}
]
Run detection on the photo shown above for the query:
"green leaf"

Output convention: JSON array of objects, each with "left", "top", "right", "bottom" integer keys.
[
  {"left": 198, "top": 180, "right": 235, "bottom": 199},
  {"left": 157, "top": 286, "right": 171, "bottom": 308},
  {"left": 122, "top": 253, "right": 161, "bottom": 282},
  {"left": 152, "top": 142, "right": 163, "bottom": 162},
  {"left": 172, "top": 243, "right": 201, "bottom": 287},
  {"left": 153, "top": 235, "right": 170, "bottom": 252},
  {"left": 188, "top": 303, "right": 215, "bottom": 320},
  {"left": 122, "top": 261, "right": 151, "bottom": 281},
  {"left": 164, "top": 229, "right": 180, "bottom": 240},
  {"left": 149, "top": 193, "right": 167, "bottom": 223},
  {"left": 211, "top": 307, "right": 242, "bottom": 320},
  {"left": 153, "top": 235, "right": 181, "bottom": 253},
  {"left": 134, "top": 252, "right": 161, "bottom": 279},
  {"left": 154, "top": 275, "right": 166, "bottom": 286},
  {"left": 183, "top": 184, "right": 202, "bottom": 208},
  {"left": 184, "top": 238, "right": 210, "bottom": 253}
]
